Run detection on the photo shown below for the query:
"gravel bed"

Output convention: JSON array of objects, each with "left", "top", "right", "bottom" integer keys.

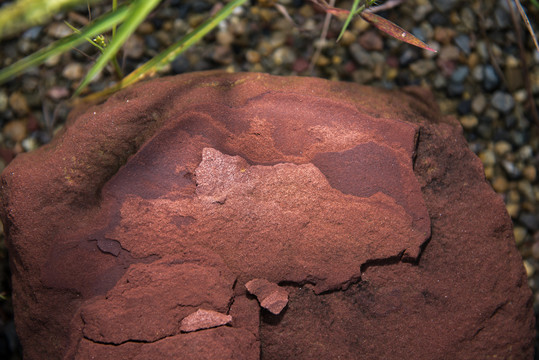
[{"left": 0, "top": 0, "right": 538, "bottom": 358}]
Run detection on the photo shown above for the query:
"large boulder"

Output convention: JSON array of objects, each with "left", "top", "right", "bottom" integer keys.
[{"left": 0, "top": 71, "right": 534, "bottom": 359}]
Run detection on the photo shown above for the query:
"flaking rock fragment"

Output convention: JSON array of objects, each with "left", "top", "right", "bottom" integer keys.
[
  {"left": 180, "top": 309, "right": 232, "bottom": 333},
  {"left": 245, "top": 278, "right": 288, "bottom": 315}
]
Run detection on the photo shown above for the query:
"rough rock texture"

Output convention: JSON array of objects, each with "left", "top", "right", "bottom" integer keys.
[
  {"left": 0, "top": 71, "right": 534, "bottom": 359},
  {"left": 245, "top": 279, "right": 288, "bottom": 315}
]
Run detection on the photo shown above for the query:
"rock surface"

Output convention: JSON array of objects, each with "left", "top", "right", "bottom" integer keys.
[{"left": 0, "top": 71, "right": 534, "bottom": 359}]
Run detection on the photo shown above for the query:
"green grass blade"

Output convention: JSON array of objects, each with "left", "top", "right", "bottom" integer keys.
[
  {"left": 337, "top": 0, "right": 361, "bottom": 42},
  {"left": 74, "top": 0, "right": 161, "bottom": 96},
  {"left": 84, "top": 0, "right": 249, "bottom": 100},
  {"left": 0, "top": 5, "right": 130, "bottom": 85},
  {"left": 0, "top": 0, "right": 101, "bottom": 39}
]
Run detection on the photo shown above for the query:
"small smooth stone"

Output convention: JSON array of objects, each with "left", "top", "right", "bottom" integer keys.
[
  {"left": 438, "top": 45, "right": 460, "bottom": 61},
  {"left": 520, "top": 213, "right": 539, "bottom": 231},
  {"left": 484, "top": 165, "right": 494, "bottom": 179},
  {"left": 523, "top": 165, "right": 536, "bottom": 182},
  {"left": 245, "top": 50, "right": 261, "bottom": 63},
  {"left": 123, "top": 34, "right": 145, "bottom": 59},
  {"left": 518, "top": 145, "right": 533, "bottom": 160},
  {"left": 349, "top": 43, "right": 374, "bottom": 67},
  {"left": 501, "top": 160, "right": 522, "bottom": 179},
  {"left": 494, "top": 140, "right": 512, "bottom": 156},
  {"left": 513, "top": 226, "right": 528, "bottom": 246},
  {"left": 339, "top": 31, "right": 356, "bottom": 46},
  {"left": 518, "top": 181, "right": 535, "bottom": 202},
  {"left": 3, "top": 120, "right": 27, "bottom": 142},
  {"left": 491, "top": 176, "right": 509, "bottom": 193},
  {"left": 216, "top": 30, "right": 234, "bottom": 46},
  {"left": 62, "top": 63, "right": 84, "bottom": 81},
  {"left": 454, "top": 34, "right": 471, "bottom": 54},
  {"left": 359, "top": 31, "right": 384, "bottom": 51},
  {"left": 531, "top": 241, "right": 539, "bottom": 260},
  {"left": 459, "top": 115, "right": 478, "bottom": 130},
  {"left": 506, "top": 203, "right": 520, "bottom": 218},
  {"left": 434, "top": 26, "right": 456, "bottom": 43},
  {"left": 479, "top": 149, "right": 496, "bottom": 167},
  {"left": 451, "top": 66, "right": 469, "bottom": 83},
  {"left": 514, "top": 89, "right": 528, "bottom": 103},
  {"left": 483, "top": 65, "right": 500, "bottom": 91},
  {"left": 491, "top": 91, "right": 515, "bottom": 113},
  {"left": 508, "top": 189, "right": 521, "bottom": 204},
  {"left": 21, "top": 137, "right": 39, "bottom": 152},
  {"left": 272, "top": 47, "right": 296, "bottom": 66},
  {"left": 8, "top": 92, "right": 30, "bottom": 116},
  {"left": 47, "top": 22, "right": 72, "bottom": 38},
  {"left": 410, "top": 59, "right": 436, "bottom": 76},
  {"left": 472, "top": 94, "right": 487, "bottom": 114},
  {"left": 523, "top": 260, "right": 535, "bottom": 278}
]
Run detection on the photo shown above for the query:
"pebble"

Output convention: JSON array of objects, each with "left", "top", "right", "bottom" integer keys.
[
  {"left": 518, "top": 181, "right": 536, "bottom": 202},
  {"left": 21, "top": 137, "right": 39, "bottom": 152},
  {"left": 491, "top": 176, "right": 509, "bottom": 193},
  {"left": 438, "top": 45, "right": 460, "bottom": 61},
  {"left": 62, "top": 63, "right": 84, "bottom": 80},
  {"left": 531, "top": 241, "right": 539, "bottom": 260},
  {"left": 494, "top": 140, "right": 512, "bottom": 156},
  {"left": 517, "top": 145, "right": 533, "bottom": 161},
  {"left": 479, "top": 149, "right": 496, "bottom": 167},
  {"left": 272, "top": 47, "right": 296, "bottom": 66},
  {"left": 520, "top": 213, "right": 539, "bottom": 232},
  {"left": 246, "top": 50, "right": 261, "bottom": 63},
  {"left": 459, "top": 114, "right": 478, "bottom": 130},
  {"left": 501, "top": 160, "right": 522, "bottom": 179},
  {"left": 450, "top": 66, "right": 469, "bottom": 83},
  {"left": 3, "top": 120, "right": 27, "bottom": 143},
  {"left": 8, "top": 92, "right": 30, "bottom": 116},
  {"left": 523, "top": 165, "right": 536, "bottom": 182},
  {"left": 515, "top": 226, "right": 528, "bottom": 245},
  {"left": 483, "top": 65, "right": 500, "bottom": 91},
  {"left": 349, "top": 44, "right": 374, "bottom": 67},
  {"left": 410, "top": 59, "right": 436, "bottom": 76},
  {"left": 124, "top": 34, "right": 145, "bottom": 59},
  {"left": 47, "top": 22, "right": 73, "bottom": 39},
  {"left": 471, "top": 94, "right": 487, "bottom": 114},
  {"left": 434, "top": 27, "right": 456, "bottom": 44},
  {"left": 506, "top": 203, "right": 520, "bottom": 219},
  {"left": 359, "top": 31, "right": 384, "bottom": 51},
  {"left": 46, "top": 86, "right": 70, "bottom": 101},
  {"left": 454, "top": 34, "right": 471, "bottom": 54},
  {"left": 524, "top": 260, "right": 535, "bottom": 278},
  {"left": 491, "top": 91, "right": 515, "bottom": 113}
]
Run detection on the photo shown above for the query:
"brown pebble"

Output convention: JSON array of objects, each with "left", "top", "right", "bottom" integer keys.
[
  {"left": 9, "top": 92, "right": 30, "bottom": 116},
  {"left": 491, "top": 176, "right": 508, "bottom": 193},
  {"left": 359, "top": 31, "right": 383, "bottom": 51},
  {"left": 3, "top": 120, "right": 27, "bottom": 143},
  {"left": 523, "top": 165, "right": 536, "bottom": 182},
  {"left": 62, "top": 63, "right": 84, "bottom": 81}
]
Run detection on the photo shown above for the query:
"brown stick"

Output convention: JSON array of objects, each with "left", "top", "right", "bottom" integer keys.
[{"left": 506, "top": 0, "right": 539, "bottom": 127}]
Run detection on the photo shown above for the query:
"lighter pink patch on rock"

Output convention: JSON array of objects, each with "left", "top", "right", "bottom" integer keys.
[{"left": 180, "top": 309, "right": 232, "bottom": 333}]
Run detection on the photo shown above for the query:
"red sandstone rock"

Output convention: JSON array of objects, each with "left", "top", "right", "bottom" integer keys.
[
  {"left": 245, "top": 279, "right": 288, "bottom": 315},
  {"left": 0, "top": 71, "right": 534, "bottom": 359},
  {"left": 180, "top": 309, "right": 232, "bottom": 333}
]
